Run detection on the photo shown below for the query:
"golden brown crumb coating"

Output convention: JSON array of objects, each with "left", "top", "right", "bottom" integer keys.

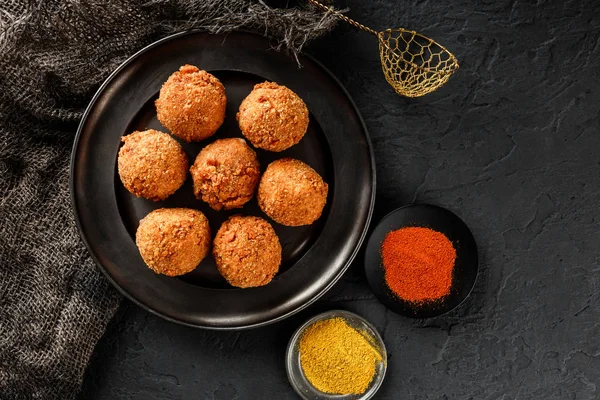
[
  {"left": 258, "top": 158, "right": 328, "bottom": 226},
  {"left": 155, "top": 65, "right": 226, "bottom": 142},
  {"left": 213, "top": 215, "right": 282, "bottom": 288},
  {"left": 189, "top": 138, "right": 260, "bottom": 210},
  {"left": 136, "top": 208, "right": 211, "bottom": 276},
  {"left": 118, "top": 129, "right": 188, "bottom": 201},
  {"left": 236, "top": 82, "right": 309, "bottom": 152}
]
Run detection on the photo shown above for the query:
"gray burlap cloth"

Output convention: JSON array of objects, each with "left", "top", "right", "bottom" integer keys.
[{"left": 0, "top": 1, "right": 337, "bottom": 398}]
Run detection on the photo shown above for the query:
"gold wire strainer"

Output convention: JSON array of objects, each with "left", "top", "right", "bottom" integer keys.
[{"left": 308, "top": 0, "right": 459, "bottom": 97}]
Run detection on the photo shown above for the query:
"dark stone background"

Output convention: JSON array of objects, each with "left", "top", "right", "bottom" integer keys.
[{"left": 79, "top": 0, "right": 600, "bottom": 398}]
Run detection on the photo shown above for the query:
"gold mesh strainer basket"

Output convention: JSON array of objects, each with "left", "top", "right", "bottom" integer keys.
[{"left": 308, "top": 0, "right": 459, "bottom": 97}]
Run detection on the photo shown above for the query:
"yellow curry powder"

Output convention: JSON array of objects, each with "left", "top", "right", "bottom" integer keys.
[{"left": 298, "top": 317, "right": 383, "bottom": 395}]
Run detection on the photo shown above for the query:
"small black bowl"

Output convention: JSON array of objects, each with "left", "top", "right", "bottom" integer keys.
[{"left": 364, "top": 204, "right": 478, "bottom": 318}]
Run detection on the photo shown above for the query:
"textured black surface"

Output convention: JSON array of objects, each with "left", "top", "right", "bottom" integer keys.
[{"left": 80, "top": 0, "right": 600, "bottom": 398}]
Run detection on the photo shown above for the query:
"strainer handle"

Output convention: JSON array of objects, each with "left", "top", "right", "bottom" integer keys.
[{"left": 307, "top": 0, "right": 379, "bottom": 36}]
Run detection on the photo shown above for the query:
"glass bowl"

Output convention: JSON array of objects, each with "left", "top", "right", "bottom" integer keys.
[{"left": 285, "top": 310, "right": 387, "bottom": 400}]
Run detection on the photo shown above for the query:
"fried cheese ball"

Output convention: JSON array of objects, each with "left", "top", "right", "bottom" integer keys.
[
  {"left": 135, "top": 208, "right": 211, "bottom": 276},
  {"left": 189, "top": 138, "right": 260, "bottom": 210},
  {"left": 118, "top": 129, "right": 188, "bottom": 201},
  {"left": 155, "top": 65, "right": 226, "bottom": 142},
  {"left": 213, "top": 215, "right": 282, "bottom": 288},
  {"left": 236, "top": 82, "right": 309, "bottom": 152},
  {"left": 258, "top": 158, "right": 328, "bottom": 226}
]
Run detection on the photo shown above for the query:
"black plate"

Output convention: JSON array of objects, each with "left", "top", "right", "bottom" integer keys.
[
  {"left": 70, "top": 31, "right": 375, "bottom": 329},
  {"left": 364, "top": 204, "right": 478, "bottom": 318}
]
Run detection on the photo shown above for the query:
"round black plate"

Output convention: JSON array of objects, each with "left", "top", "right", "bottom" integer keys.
[
  {"left": 70, "top": 31, "right": 375, "bottom": 329},
  {"left": 364, "top": 204, "right": 478, "bottom": 318}
]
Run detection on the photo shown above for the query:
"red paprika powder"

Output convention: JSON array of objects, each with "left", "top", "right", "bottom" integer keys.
[{"left": 381, "top": 227, "right": 456, "bottom": 303}]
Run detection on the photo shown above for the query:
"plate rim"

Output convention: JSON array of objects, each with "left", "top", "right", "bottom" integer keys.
[{"left": 69, "top": 30, "right": 376, "bottom": 329}]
